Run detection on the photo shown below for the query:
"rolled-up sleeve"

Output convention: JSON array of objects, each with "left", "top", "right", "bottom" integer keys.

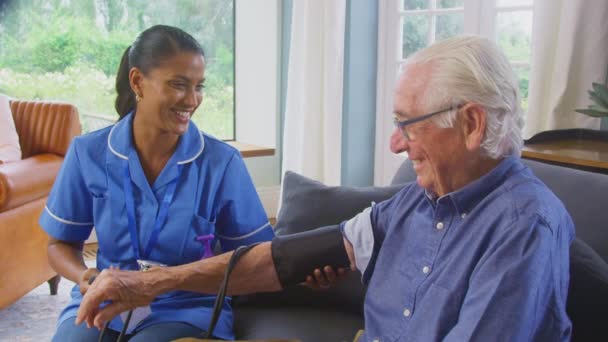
[{"left": 341, "top": 206, "right": 375, "bottom": 277}]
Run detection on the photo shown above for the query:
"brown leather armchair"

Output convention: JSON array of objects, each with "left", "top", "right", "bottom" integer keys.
[{"left": 0, "top": 99, "right": 81, "bottom": 309}]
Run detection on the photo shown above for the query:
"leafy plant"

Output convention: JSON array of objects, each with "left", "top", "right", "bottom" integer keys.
[{"left": 575, "top": 65, "right": 608, "bottom": 118}]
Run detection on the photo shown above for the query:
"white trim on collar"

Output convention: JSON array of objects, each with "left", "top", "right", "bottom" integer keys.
[
  {"left": 107, "top": 120, "right": 128, "bottom": 160},
  {"left": 107, "top": 119, "right": 205, "bottom": 164},
  {"left": 178, "top": 130, "right": 205, "bottom": 165}
]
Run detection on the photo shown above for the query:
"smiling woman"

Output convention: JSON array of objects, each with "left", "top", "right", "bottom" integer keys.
[{"left": 115, "top": 25, "right": 207, "bottom": 183}]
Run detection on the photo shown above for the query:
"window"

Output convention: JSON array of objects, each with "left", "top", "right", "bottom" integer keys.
[
  {"left": 374, "top": 0, "right": 534, "bottom": 184},
  {"left": 494, "top": 0, "right": 534, "bottom": 110},
  {"left": 398, "top": 0, "right": 533, "bottom": 107},
  {"left": 401, "top": 0, "right": 465, "bottom": 59},
  {"left": 0, "top": 0, "right": 235, "bottom": 140}
]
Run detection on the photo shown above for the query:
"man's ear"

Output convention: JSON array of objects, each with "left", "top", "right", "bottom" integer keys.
[
  {"left": 459, "top": 103, "right": 486, "bottom": 151},
  {"left": 129, "top": 67, "right": 144, "bottom": 98}
]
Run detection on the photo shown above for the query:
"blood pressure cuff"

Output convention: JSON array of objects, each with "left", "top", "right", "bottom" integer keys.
[{"left": 271, "top": 225, "right": 351, "bottom": 287}]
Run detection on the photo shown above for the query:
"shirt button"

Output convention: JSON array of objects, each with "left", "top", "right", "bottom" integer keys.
[
  {"left": 403, "top": 308, "right": 411, "bottom": 317},
  {"left": 422, "top": 266, "right": 430, "bottom": 274},
  {"left": 461, "top": 213, "right": 467, "bottom": 219},
  {"left": 373, "top": 340, "right": 380, "bottom": 342},
  {"left": 436, "top": 222, "right": 444, "bottom": 230}
]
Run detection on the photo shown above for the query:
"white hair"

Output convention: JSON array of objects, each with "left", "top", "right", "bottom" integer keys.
[{"left": 405, "top": 35, "right": 524, "bottom": 159}]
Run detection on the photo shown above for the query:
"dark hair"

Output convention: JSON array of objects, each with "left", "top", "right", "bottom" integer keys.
[{"left": 114, "top": 25, "right": 205, "bottom": 119}]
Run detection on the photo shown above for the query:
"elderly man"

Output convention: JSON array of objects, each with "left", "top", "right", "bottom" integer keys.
[{"left": 77, "top": 36, "right": 573, "bottom": 341}]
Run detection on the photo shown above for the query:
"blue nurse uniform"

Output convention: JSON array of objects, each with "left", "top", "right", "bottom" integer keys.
[{"left": 39, "top": 113, "right": 275, "bottom": 340}]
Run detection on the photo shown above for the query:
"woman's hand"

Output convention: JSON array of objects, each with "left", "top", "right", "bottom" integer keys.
[
  {"left": 304, "top": 266, "right": 349, "bottom": 290},
  {"left": 79, "top": 267, "right": 101, "bottom": 295}
]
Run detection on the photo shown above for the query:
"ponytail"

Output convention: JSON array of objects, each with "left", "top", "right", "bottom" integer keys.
[{"left": 114, "top": 46, "right": 136, "bottom": 120}]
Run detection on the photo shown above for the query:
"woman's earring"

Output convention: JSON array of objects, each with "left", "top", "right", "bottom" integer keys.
[{"left": 135, "top": 94, "right": 141, "bottom": 102}]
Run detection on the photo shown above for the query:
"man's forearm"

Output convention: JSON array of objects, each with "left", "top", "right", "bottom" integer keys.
[
  {"left": 78, "top": 242, "right": 283, "bottom": 328},
  {"left": 159, "top": 241, "right": 282, "bottom": 295}
]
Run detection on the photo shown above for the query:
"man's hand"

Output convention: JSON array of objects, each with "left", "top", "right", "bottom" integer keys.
[
  {"left": 304, "top": 266, "right": 348, "bottom": 290},
  {"left": 79, "top": 268, "right": 100, "bottom": 295},
  {"left": 76, "top": 267, "right": 162, "bottom": 329}
]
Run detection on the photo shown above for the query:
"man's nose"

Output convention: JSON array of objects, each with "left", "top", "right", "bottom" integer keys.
[{"left": 390, "top": 127, "right": 408, "bottom": 154}]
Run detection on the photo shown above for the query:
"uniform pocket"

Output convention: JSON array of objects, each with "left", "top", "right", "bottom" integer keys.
[
  {"left": 180, "top": 215, "right": 217, "bottom": 262},
  {"left": 92, "top": 192, "right": 128, "bottom": 260},
  {"left": 91, "top": 192, "right": 109, "bottom": 224}
]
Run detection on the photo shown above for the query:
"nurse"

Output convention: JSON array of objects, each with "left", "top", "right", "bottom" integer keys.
[{"left": 40, "top": 25, "right": 274, "bottom": 341}]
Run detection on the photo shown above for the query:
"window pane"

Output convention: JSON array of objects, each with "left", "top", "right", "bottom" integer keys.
[
  {"left": 496, "top": 11, "right": 533, "bottom": 62},
  {"left": 436, "top": 13, "right": 464, "bottom": 40},
  {"left": 402, "top": 15, "right": 429, "bottom": 59},
  {"left": 514, "top": 65, "right": 530, "bottom": 111},
  {"left": 497, "top": 0, "right": 533, "bottom": 7},
  {"left": 403, "top": 0, "right": 429, "bottom": 10},
  {"left": 0, "top": 0, "right": 235, "bottom": 139},
  {"left": 438, "top": 0, "right": 464, "bottom": 9}
]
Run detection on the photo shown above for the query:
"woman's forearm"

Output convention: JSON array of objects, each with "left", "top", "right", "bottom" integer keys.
[{"left": 47, "top": 237, "right": 88, "bottom": 284}]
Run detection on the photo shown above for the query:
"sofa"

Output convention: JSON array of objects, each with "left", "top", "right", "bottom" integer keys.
[
  {"left": 0, "top": 99, "right": 81, "bottom": 309},
  {"left": 232, "top": 157, "right": 608, "bottom": 342}
]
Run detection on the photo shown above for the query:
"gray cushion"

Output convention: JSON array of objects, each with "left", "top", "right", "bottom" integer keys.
[
  {"left": 567, "top": 238, "right": 608, "bottom": 341},
  {"left": 270, "top": 170, "right": 403, "bottom": 311},
  {"left": 233, "top": 171, "right": 403, "bottom": 341},
  {"left": 275, "top": 171, "right": 404, "bottom": 236},
  {"left": 522, "top": 159, "right": 608, "bottom": 261},
  {"left": 233, "top": 306, "right": 363, "bottom": 342}
]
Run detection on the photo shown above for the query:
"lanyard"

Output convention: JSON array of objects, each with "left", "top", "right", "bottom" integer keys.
[{"left": 123, "top": 160, "right": 182, "bottom": 260}]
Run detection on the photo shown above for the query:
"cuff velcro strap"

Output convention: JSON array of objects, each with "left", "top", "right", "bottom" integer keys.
[{"left": 271, "top": 225, "right": 350, "bottom": 287}]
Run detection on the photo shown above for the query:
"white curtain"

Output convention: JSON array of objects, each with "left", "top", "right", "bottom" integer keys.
[
  {"left": 281, "top": 0, "right": 346, "bottom": 185},
  {"left": 524, "top": 0, "right": 608, "bottom": 139}
]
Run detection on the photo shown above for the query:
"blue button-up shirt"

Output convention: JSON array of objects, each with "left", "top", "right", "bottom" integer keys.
[{"left": 355, "top": 157, "right": 573, "bottom": 341}]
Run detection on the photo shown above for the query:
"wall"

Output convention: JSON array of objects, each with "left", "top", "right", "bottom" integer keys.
[{"left": 235, "top": 0, "right": 282, "bottom": 217}]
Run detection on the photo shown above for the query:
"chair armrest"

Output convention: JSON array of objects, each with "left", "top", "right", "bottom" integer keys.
[{"left": 0, "top": 154, "right": 63, "bottom": 213}]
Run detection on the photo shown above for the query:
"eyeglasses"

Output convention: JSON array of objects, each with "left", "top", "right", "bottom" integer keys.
[{"left": 393, "top": 106, "right": 459, "bottom": 141}]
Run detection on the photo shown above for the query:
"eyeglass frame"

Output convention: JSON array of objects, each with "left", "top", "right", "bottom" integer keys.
[{"left": 393, "top": 105, "right": 462, "bottom": 141}]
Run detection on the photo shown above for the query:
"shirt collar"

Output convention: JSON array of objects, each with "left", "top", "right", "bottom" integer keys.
[
  {"left": 107, "top": 112, "right": 205, "bottom": 165},
  {"left": 441, "top": 156, "right": 524, "bottom": 216}
]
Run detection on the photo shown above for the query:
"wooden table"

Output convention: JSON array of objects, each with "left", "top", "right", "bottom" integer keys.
[
  {"left": 227, "top": 141, "right": 275, "bottom": 158},
  {"left": 522, "top": 139, "right": 608, "bottom": 173}
]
